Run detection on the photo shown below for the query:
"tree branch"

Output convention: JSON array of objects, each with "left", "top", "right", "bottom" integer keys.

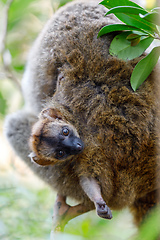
[{"left": 0, "top": 0, "right": 21, "bottom": 90}]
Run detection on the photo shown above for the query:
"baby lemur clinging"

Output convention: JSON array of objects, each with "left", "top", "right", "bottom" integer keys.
[
  {"left": 4, "top": 0, "right": 160, "bottom": 232},
  {"left": 29, "top": 108, "right": 84, "bottom": 166}
]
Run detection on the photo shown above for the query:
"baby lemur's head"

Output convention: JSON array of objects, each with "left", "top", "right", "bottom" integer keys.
[{"left": 29, "top": 108, "right": 84, "bottom": 166}]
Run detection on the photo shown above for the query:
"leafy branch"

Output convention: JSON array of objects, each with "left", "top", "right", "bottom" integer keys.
[{"left": 98, "top": 0, "right": 160, "bottom": 91}]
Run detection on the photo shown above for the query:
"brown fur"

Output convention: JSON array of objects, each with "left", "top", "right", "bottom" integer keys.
[
  {"left": 30, "top": 50, "right": 160, "bottom": 225},
  {"left": 29, "top": 42, "right": 160, "bottom": 226}
]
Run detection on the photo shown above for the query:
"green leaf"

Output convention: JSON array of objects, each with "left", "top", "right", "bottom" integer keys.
[
  {"left": 126, "top": 34, "right": 141, "bottom": 46},
  {"left": 100, "top": 0, "right": 158, "bottom": 34},
  {"left": 126, "top": 33, "right": 140, "bottom": 40},
  {"left": 132, "top": 30, "right": 148, "bottom": 36},
  {"left": 99, "top": 0, "right": 145, "bottom": 10},
  {"left": 109, "top": 32, "right": 154, "bottom": 60},
  {"left": 131, "top": 46, "right": 160, "bottom": 91},
  {"left": 105, "top": 6, "right": 148, "bottom": 16},
  {"left": 151, "top": 7, "right": 160, "bottom": 12},
  {"left": 141, "top": 12, "right": 160, "bottom": 26},
  {"left": 97, "top": 24, "right": 144, "bottom": 38},
  {"left": 130, "top": 37, "right": 141, "bottom": 46},
  {"left": 114, "top": 13, "right": 158, "bottom": 34},
  {"left": 157, "top": 26, "right": 160, "bottom": 34}
]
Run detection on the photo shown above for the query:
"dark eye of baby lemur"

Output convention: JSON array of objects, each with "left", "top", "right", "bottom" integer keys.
[
  {"left": 55, "top": 127, "right": 70, "bottom": 160},
  {"left": 57, "top": 150, "right": 65, "bottom": 158},
  {"left": 62, "top": 127, "right": 69, "bottom": 136}
]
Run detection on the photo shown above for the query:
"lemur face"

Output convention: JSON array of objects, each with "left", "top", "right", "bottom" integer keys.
[{"left": 29, "top": 108, "right": 84, "bottom": 165}]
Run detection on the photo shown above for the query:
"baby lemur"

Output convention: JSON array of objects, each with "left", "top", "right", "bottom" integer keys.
[{"left": 4, "top": 0, "right": 160, "bottom": 232}]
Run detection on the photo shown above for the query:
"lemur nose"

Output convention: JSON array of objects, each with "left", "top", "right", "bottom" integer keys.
[
  {"left": 73, "top": 137, "right": 84, "bottom": 154},
  {"left": 76, "top": 143, "right": 83, "bottom": 152}
]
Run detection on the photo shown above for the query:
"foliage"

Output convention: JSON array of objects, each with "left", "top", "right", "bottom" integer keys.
[
  {"left": 1, "top": 179, "right": 159, "bottom": 240},
  {"left": 98, "top": 0, "right": 160, "bottom": 91},
  {"left": 0, "top": 178, "right": 137, "bottom": 240},
  {"left": 135, "top": 206, "right": 160, "bottom": 240},
  {"left": 0, "top": 183, "right": 54, "bottom": 240}
]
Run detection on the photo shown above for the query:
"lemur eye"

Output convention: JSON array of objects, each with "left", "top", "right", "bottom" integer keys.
[
  {"left": 57, "top": 150, "right": 65, "bottom": 158},
  {"left": 62, "top": 128, "right": 69, "bottom": 136}
]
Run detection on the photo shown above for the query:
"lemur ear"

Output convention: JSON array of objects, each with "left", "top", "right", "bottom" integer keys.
[
  {"left": 40, "top": 108, "right": 63, "bottom": 120},
  {"left": 29, "top": 152, "right": 53, "bottom": 166}
]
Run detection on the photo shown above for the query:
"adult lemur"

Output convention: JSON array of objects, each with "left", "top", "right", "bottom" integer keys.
[{"left": 4, "top": 0, "right": 160, "bottom": 232}]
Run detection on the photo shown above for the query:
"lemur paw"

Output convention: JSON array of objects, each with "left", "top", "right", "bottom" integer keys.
[{"left": 96, "top": 200, "right": 112, "bottom": 219}]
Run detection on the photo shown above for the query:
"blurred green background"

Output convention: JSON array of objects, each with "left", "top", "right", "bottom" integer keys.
[{"left": 0, "top": 0, "right": 159, "bottom": 239}]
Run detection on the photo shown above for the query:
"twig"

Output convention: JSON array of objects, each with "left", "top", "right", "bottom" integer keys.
[
  {"left": 0, "top": 0, "right": 13, "bottom": 53},
  {"left": 0, "top": 0, "right": 21, "bottom": 90}
]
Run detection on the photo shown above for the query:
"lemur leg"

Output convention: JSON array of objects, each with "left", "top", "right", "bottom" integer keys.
[
  {"left": 52, "top": 177, "right": 113, "bottom": 233},
  {"left": 52, "top": 194, "right": 94, "bottom": 232},
  {"left": 80, "top": 177, "right": 112, "bottom": 219}
]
